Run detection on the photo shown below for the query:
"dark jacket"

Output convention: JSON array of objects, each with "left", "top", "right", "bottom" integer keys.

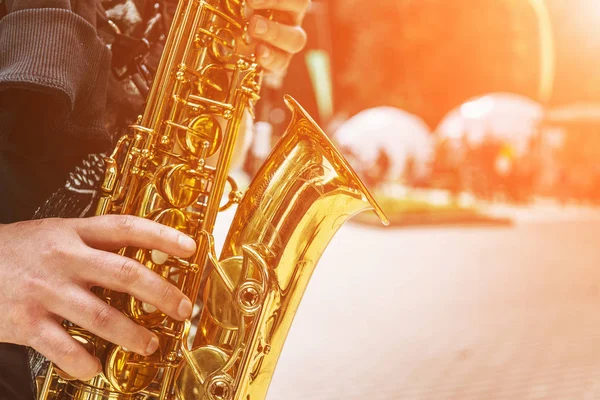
[
  {"left": 0, "top": 1, "right": 111, "bottom": 398},
  {"left": 0, "top": 0, "right": 112, "bottom": 224}
]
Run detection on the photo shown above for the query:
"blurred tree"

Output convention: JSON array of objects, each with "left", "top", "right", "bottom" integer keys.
[
  {"left": 329, "top": 0, "right": 541, "bottom": 127},
  {"left": 545, "top": 0, "right": 600, "bottom": 106}
]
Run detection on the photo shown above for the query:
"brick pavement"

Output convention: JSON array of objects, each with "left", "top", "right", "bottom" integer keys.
[{"left": 260, "top": 219, "right": 600, "bottom": 400}]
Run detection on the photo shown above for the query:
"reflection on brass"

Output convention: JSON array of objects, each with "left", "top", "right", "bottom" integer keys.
[
  {"left": 37, "top": 0, "right": 387, "bottom": 399},
  {"left": 105, "top": 346, "right": 162, "bottom": 394},
  {"left": 179, "top": 114, "right": 222, "bottom": 158},
  {"left": 188, "top": 98, "right": 388, "bottom": 400}
]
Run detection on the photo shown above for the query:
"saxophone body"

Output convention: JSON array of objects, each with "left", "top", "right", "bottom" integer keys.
[{"left": 38, "top": 1, "right": 387, "bottom": 399}]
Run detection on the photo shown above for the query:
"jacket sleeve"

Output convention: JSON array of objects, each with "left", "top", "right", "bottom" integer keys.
[
  {"left": 0, "top": 1, "right": 112, "bottom": 222},
  {"left": 0, "top": 0, "right": 112, "bottom": 151}
]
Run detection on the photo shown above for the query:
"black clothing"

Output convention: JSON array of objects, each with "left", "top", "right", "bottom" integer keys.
[
  {"left": 0, "top": 344, "right": 33, "bottom": 400},
  {"left": 0, "top": 1, "right": 111, "bottom": 398},
  {"left": 0, "top": 1, "right": 112, "bottom": 223},
  {"left": 0, "top": 0, "right": 170, "bottom": 397},
  {"left": 0, "top": 90, "right": 109, "bottom": 223}
]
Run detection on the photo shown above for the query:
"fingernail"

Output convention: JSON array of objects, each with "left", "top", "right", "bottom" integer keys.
[
  {"left": 178, "top": 235, "right": 196, "bottom": 253},
  {"left": 254, "top": 17, "right": 268, "bottom": 35},
  {"left": 146, "top": 336, "right": 159, "bottom": 355},
  {"left": 178, "top": 298, "right": 193, "bottom": 319}
]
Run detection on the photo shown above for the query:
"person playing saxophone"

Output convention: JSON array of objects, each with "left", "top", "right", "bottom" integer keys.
[{"left": 0, "top": 0, "right": 310, "bottom": 398}]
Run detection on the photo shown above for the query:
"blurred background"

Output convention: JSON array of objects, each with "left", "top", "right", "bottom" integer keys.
[
  {"left": 244, "top": 0, "right": 600, "bottom": 221},
  {"left": 225, "top": 0, "right": 600, "bottom": 398}
]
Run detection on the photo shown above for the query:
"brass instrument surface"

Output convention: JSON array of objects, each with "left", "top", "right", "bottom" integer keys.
[
  {"left": 182, "top": 96, "right": 387, "bottom": 400},
  {"left": 38, "top": 0, "right": 387, "bottom": 398}
]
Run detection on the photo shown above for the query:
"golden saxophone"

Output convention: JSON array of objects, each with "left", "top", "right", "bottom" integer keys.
[{"left": 38, "top": 0, "right": 388, "bottom": 399}]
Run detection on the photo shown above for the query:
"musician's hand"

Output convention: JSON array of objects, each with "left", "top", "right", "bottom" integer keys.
[
  {"left": 0, "top": 216, "right": 196, "bottom": 381},
  {"left": 247, "top": 0, "right": 310, "bottom": 73}
]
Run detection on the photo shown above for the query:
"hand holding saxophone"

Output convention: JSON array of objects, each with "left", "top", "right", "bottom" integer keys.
[
  {"left": 0, "top": 216, "right": 196, "bottom": 382},
  {"left": 247, "top": 0, "right": 310, "bottom": 72}
]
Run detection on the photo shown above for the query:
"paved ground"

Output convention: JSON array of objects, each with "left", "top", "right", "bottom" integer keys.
[{"left": 215, "top": 208, "right": 600, "bottom": 400}]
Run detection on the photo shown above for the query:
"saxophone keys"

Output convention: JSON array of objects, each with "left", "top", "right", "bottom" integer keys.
[
  {"left": 181, "top": 114, "right": 223, "bottom": 158},
  {"left": 129, "top": 296, "right": 167, "bottom": 327},
  {"left": 151, "top": 249, "right": 170, "bottom": 265},
  {"left": 219, "top": 175, "right": 243, "bottom": 211},
  {"left": 197, "top": 65, "right": 230, "bottom": 103},
  {"left": 104, "top": 344, "right": 161, "bottom": 394},
  {"left": 157, "top": 167, "right": 204, "bottom": 209},
  {"left": 175, "top": 346, "right": 232, "bottom": 400},
  {"left": 210, "top": 28, "right": 236, "bottom": 62}
]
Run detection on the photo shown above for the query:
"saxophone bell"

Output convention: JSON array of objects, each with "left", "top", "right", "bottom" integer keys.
[{"left": 176, "top": 96, "right": 388, "bottom": 400}]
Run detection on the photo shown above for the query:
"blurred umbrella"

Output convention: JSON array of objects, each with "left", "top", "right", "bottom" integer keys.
[
  {"left": 333, "top": 107, "right": 434, "bottom": 182},
  {"left": 436, "top": 92, "right": 543, "bottom": 156}
]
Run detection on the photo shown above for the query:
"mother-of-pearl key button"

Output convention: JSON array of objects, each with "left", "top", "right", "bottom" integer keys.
[
  {"left": 142, "top": 303, "right": 158, "bottom": 313},
  {"left": 151, "top": 249, "right": 169, "bottom": 265}
]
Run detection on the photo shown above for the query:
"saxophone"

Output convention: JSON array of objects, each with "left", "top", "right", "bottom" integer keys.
[{"left": 38, "top": 0, "right": 388, "bottom": 399}]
